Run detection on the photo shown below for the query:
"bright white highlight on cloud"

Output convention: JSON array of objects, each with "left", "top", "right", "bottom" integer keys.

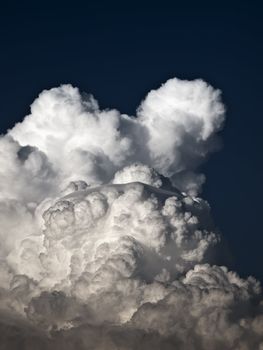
[{"left": 0, "top": 77, "right": 262, "bottom": 349}]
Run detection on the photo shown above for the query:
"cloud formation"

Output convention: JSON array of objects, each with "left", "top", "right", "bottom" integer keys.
[
  {"left": 0, "top": 77, "right": 262, "bottom": 349},
  {"left": 9, "top": 77, "right": 224, "bottom": 195}
]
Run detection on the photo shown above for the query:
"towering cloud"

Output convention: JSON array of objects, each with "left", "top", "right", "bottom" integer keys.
[
  {"left": 0, "top": 78, "right": 262, "bottom": 349},
  {"left": 9, "top": 77, "right": 224, "bottom": 196}
]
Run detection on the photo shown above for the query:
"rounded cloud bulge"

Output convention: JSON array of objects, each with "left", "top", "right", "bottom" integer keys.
[
  {"left": 9, "top": 77, "right": 225, "bottom": 195},
  {"left": 0, "top": 77, "right": 262, "bottom": 349}
]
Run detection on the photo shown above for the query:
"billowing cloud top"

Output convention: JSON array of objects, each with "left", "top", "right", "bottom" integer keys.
[
  {"left": 0, "top": 78, "right": 262, "bottom": 350},
  {"left": 8, "top": 77, "right": 224, "bottom": 198}
]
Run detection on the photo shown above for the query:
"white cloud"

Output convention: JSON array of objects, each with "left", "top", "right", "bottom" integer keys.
[
  {"left": 9, "top": 77, "right": 225, "bottom": 195},
  {"left": 0, "top": 77, "right": 262, "bottom": 349}
]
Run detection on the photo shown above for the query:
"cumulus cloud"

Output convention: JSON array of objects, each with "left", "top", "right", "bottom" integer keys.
[
  {"left": 9, "top": 77, "right": 224, "bottom": 195},
  {"left": 0, "top": 77, "right": 262, "bottom": 349}
]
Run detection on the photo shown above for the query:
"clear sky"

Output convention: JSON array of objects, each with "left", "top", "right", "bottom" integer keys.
[{"left": 0, "top": 1, "right": 262, "bottom": 281}]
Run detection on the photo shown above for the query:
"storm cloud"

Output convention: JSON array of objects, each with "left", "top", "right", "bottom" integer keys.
[{"left": 0, "top": 77, "right": 262, "bottom": 350}]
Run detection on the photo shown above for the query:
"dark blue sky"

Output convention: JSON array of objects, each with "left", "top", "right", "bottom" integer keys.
[{"left": 0, "top": 1, "right": 262, "bottom": 281}]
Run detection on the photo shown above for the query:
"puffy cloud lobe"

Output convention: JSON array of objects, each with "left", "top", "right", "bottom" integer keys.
[
  {"left": 9, "top": 77, "right": 225, "bottom": 195},
  {"left": 9, "top": 85, "right": 134, "bottom": 191},
  {"left": 137, "top": 78, "right": 225, "bottom": 194},
  {"left": 0, "top": 136, "right": 56, "bottom": 203},
  {"left": 113, "top": 163, "right": 162, "bottom": 188},
  {"left": 0, "top": 77, "right": 262, "bottom": 349},
  {"left": 1, "top": 181, "right": 263, "bottom": 349},
  {"left": 130, "top": 265, "right": 263, "bottom": 350}
]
